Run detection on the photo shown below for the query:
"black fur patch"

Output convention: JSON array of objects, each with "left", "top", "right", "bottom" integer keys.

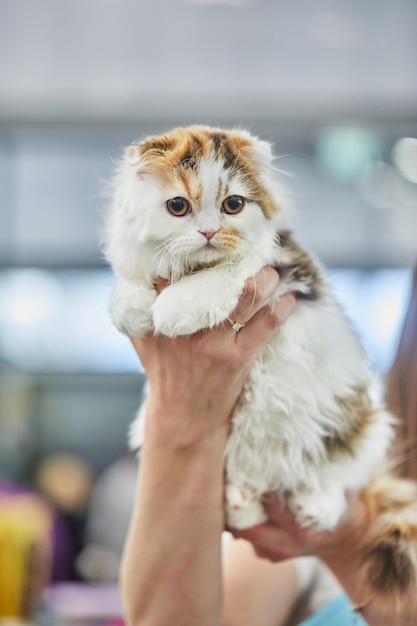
[
  {"left": 275, "top": 230, "right": 325, "bottom": 299},
  {"left": 365, "top": 531, "right": 415, "bottom": 595}
]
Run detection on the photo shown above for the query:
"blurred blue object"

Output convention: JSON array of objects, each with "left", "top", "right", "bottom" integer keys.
[
  {"left": 328, "top": 267, "right": 412, "bottom": 373},
  {"left": 0, "top": 268, "right": 141, "bottom": 373},
  {"left": 317, "top": 127, "right": 383, "bottom": 182}
]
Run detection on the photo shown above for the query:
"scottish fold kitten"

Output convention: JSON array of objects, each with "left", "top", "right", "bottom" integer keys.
[{"left": 105, "top": 125, "right": 417, "bottom": 597}]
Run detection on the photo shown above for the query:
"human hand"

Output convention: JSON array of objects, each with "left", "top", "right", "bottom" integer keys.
[
  {"left": 129, "top": 267, "right": 296, "bottom": 442},
  {"left": 230, "top": 491, "right": 369, "bottom": 564},
  {"left": 230, "top": 492, "right": 417, "bottom": 621}
]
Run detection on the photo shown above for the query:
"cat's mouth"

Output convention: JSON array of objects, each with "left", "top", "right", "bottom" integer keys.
[
  {"left": 202, "top": 240, "right": 215, "bottom": 249},
  {"left": 196, "top": 241, "right": 231, "bottom": 262},
  {"left": 184, "top": 245, "right": 230, "bottom": 273}
]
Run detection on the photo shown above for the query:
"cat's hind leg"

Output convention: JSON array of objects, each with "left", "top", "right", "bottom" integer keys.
[{"left": 287, "top": 483, "right": 348, "bottom": 532}]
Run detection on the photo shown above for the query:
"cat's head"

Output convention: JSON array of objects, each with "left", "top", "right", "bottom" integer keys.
[{"left": 105, "top": 125, "right": 289, "bottom": 280}]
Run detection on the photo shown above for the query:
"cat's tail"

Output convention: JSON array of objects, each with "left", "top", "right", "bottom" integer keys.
[{"left": 361, "top": 475, "right": 417, "bottom": 598}]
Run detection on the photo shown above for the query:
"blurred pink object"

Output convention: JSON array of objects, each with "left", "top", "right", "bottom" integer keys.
[{"left": 43, "top": 582, "right": 123, "bottom": 622}]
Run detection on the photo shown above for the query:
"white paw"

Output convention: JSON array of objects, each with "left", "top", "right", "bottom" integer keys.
[
  {"left": 225, "top": 484, "right": 267, "bottom": 530},
  {"left": 110, "top": 281, "right": 155, "bottom": 337},
  {"left": 288, "top": 488, "right": 346, "bottom": 531},
  {"left": 152, "top": 282, "right": 239, "bottom": 337}
]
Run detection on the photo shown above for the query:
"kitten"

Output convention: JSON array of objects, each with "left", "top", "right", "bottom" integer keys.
[{"left": 105, "top": 125, "right": 417, "bottom": 597}]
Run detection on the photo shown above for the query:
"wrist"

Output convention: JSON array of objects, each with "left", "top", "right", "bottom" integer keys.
[
  {"left": 141, "top": 399, "right": 229, "bottom": 489},
  {"left": 123, "top": 404, "right": 227, "bottom": 626},
  {"left": 144, "top": 394, "right": 231, "bottom": 450}
]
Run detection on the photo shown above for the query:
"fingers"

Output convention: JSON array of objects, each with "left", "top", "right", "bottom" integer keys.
[
  {"left": 253, "top": 293, "right": 296, "bottom": 332},
  {"left": 231, "top": 267, "right": 280, "bottom": 325},
  {"left": 235, "top": 293, "right": 296, "bottom": 353},
  {"left": 152, "top": 267, "right": 295, "bottom": 350},
  {"left": 262, "top": 498, "right": 307, "bottom": 537},
  {"left": 231, "top": 523, "right": 303, "bottom": 562}
]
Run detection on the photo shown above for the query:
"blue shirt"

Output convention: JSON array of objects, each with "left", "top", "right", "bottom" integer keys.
[{"left": 299, "top": 594, "right": 368, "bottom": 626}]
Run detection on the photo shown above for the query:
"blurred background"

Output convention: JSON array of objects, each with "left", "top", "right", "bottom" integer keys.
[{"left": 0, "top": 0, "right": 416, "bottom": 622}]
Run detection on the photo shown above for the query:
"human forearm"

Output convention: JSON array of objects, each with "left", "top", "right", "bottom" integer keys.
[{"left": 121, "top": 408, "right": 228, "bottom": 626}]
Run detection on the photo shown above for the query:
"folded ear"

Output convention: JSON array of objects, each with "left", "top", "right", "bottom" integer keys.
[
  {"left": 125, "top": 144, "right": 142, "bottom": 168},
  {"left": 230, "top": 128, "right": 274, "bottom": 168},
  {"left": 125, "top": 133, "right": 175, "bottom": 176},
  {"left": 124, "top": 143, "right": 152, "bottom": 180},
  {"left": 246, "top": 137, "right": 274, "bottom": 168}
]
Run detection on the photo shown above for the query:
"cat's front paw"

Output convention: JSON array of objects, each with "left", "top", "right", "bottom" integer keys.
[
  {"left": 152, "top": 281, "right": 239, "bottom": 337},
  {"left": 110, "top": 281, "right": 156, "bottom": 337},
  {"left": 225, "top": 484, "right": 267, "bottom": 530},
  {"left": 288, "top": 487, "right": 346, "bottom": 531}
]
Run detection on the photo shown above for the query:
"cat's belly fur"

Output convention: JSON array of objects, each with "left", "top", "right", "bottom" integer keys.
[
  {"left": 127, "top": 282, "right": 394, "bottom": 531},
  {"left": 224, "top": 297, "right": 394, "bottom": 529}
]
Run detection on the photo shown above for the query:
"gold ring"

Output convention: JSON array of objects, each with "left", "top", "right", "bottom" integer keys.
[{"left": 228, "top": 317, "right": 246, "bottom": 332}]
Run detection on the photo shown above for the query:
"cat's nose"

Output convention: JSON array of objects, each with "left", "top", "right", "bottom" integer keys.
[{"left": 199, "top": 229, "right": 217, "bottom": 241}]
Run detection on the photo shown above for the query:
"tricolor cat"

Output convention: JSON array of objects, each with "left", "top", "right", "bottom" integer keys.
[{"left": 105, "top": 125, "right": 417, "bottom": 597}]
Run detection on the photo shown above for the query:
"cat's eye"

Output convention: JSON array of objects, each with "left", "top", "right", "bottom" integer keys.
[
  {"left": 222, "top": 195, "right": 245, "bottom": 215},
  {"left": 166, "top": 197, "right": 191, "bottom": 217}
]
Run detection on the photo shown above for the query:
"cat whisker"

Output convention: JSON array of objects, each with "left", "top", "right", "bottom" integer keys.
[
  {"left": 153, "top": 247, "right": 170, "bottom": 275},
  {"left": 153, "top": 235, "right": 190, "bottom": 278},
  {"left": 153, "top": 236, "right": 177, "bottom": 257}
]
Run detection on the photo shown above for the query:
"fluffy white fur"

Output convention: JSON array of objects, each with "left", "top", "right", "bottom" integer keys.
[{"left": 104, "top": 126, "right": 395, "bottom": 532}]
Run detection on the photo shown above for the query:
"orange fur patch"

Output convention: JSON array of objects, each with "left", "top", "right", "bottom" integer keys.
[
  {"left": 177, "top": 169, "right": 203, "bottom": 210},
  {"left": 214, "top": 227, "right": 241, "bottom": 251},
  {"left": 137, "top": 126, "right": 279, "bottom": 219},
  {"left": 361, "top": 476, "right": 417, "bottom": 597}
]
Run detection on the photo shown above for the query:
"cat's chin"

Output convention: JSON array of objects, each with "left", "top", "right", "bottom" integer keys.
[
  {"left": 188, "top": 246, "right": 232, "bottom": 269},
  {"left": 193, "top": 242, "right": 238, "bottom": 266}
]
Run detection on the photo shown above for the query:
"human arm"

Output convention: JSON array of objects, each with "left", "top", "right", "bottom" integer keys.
[
  {"left": 222, "top": 538, "right": 300, "bottom": 626},
  {"left": 120, "top": 268, "right": 296, "bottom": 626}
]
